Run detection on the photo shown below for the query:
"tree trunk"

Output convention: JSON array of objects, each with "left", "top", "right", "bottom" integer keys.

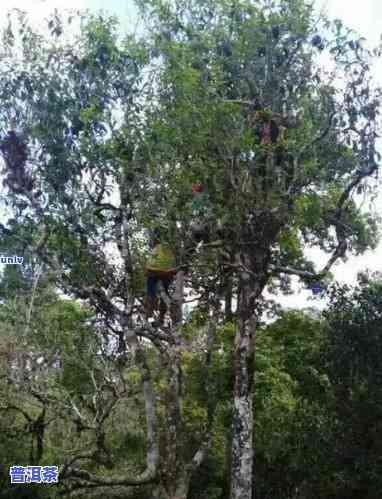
[
  {"left": 230, "top": 276, "right": 257, "bottom": 499},
  {"left": 159, "top": 271, "right": 186, "bottom": 499},
  {"left": 160, "top": 357, "right": 181, "bottom": 497},
  {"left": 156, "top": 488, "right": 188, "bottom": 499},
  {"left": 158, "top": 271, "right": 210, "bottom": 499}
]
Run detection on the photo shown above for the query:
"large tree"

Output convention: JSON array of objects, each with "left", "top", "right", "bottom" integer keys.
[
  {"left": 0, "top": 1, "right": 381, "bottom": 499},
  {"left": 0, "top": 9, "right": 218, "bottom": 499},
  {"left": 134, "top": 1, "right": 381, "bottom": 497}
]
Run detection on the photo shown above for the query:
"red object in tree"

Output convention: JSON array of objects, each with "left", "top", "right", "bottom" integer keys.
[{"left": 192, "top": 183, "right": 203, "bottom": 193}]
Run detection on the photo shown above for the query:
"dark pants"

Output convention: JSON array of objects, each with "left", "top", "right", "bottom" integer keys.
[
  {"left": 146, "top": 271, "right": 174, "bottom": 320},
  {"left": 146, "top": 274, "right": 172, "bottom": 299}
]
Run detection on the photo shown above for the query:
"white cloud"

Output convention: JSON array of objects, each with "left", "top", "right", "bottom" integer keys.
[
  {"left": 311, "top": 0, "right": 382, "bottom": 287},
  {"left": 5, "top": 0, "right": 87, "bottom": 11},
  {"left": 264, "top": 1, "right": 382, "bottom": 309},
  {"left": 317, "top": 0, "right": 382, "bottom": 46},
  {"left": 0, "top": 0, "right": 88, "bottom": 29}
]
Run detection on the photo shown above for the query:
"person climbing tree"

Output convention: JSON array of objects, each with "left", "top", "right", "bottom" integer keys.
[
  {"left": 248, "top": 107, "right": 292, "bottom": 196},
  {"left": 145, "top": 229, "right": 177, "bottom": 322}
]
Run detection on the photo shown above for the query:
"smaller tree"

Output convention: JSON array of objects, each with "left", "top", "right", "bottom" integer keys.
[{"left": 322, "top": 276, "right": 382, "bottom": 499}]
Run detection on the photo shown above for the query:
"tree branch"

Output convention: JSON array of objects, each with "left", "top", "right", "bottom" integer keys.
[
  {"left": 62, "top": 344, "right": 158, "bottom": 488},
  {"left": 270, "top": 265, "right": 317, "bottom": 279},
  {"left": 273, "top": 156, "right": 379, "bottom": 282},
  {"left": 298, "top": 110, "right": 336, "bottom": 160},
  {"left": 0, "top": 404, "right": 32, "bottom": 422}
]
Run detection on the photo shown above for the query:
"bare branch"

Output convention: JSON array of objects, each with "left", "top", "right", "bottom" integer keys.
[
  {"left": 273, "top": 155, "right": 378, "bottom": 282},
  {"left": 64, "top": 447, "right": 156, "bottom": 487},
  {"left": 270, "top": 265, "right": 317, "bottom": 279},
  {"left": 81, "top": 286, "right": 123, "bottom": 319},
  {"left": 224, "top": 99, "right": 254, "bottom": 106},
  {"left": 0, "top": 404, "right": 32, "bottom": 422},
  {"left": 62, "top": 342, "right": 158, "bottom": 488},
  {"left": 84, "top": 184, "right": 118, "bottom": 211},
  {"left": 189, "top": 440, "right": 210, "bottom": 472}
]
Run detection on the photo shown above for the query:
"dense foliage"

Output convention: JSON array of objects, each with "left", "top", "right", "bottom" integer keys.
[
  {"left": 0, "top": 1, "right": 381, "bottom": 498},
  {"left": 2, "top": 276, "right": 382, "bottom": 498}
]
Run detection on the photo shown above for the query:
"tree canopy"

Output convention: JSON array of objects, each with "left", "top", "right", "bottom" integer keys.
[{"left": 0, "top": 1, "right": 381, "bottom": 498}]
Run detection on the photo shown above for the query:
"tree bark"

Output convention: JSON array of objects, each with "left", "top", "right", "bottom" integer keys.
[
  {"left": 158, "top": 271, "right": 211, "bottom": 499},
  {"left": 159, "top": 271, "right": 184, "bottom": 498},
  {"left": 230, "top": 276, "right": 257, "bottom": 499}
]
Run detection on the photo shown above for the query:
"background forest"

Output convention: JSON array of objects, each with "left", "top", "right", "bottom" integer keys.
[{"left": 0, "top": 1, "right": 382, "bottom": 498}]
